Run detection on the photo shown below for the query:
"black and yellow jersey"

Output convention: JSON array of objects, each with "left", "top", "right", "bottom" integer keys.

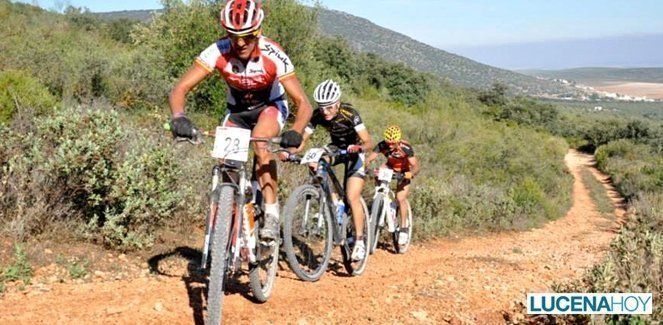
[{"left": 305, "top": 103, "right": 366, "bottom": 149}]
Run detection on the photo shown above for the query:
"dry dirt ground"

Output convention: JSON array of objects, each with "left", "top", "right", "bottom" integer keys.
[
  {"left": 586, "top": 81, "right": 663, "bottom": 100},
  {"left": 0, "top": 150, "right": 625, "bottom": 324}
]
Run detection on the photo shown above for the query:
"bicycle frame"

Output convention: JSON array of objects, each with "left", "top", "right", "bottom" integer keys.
[
  {"left": 373, "top": 170, "right": 404, "bottom": 233},
  {"left": 200, "top": 134, "right": 282, "bottom": 273},
  {"left": 291, "top": 149, "right": 360, "bottom": 247},
  {"left": 201, "top": 160, "right": 257, "bottom": 272},
  {"left": 315, "top": 157, "right": 351, "bottom": 244}
]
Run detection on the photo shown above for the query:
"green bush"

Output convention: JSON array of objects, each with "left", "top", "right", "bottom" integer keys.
[
  {"left": 595, "top": 139, "right": 662, "bottom": 200},
  {"left": 0, "top": 244, "right": 33, "bottom": 285},
  {"left": 0, "top": 1, "right": 168, "bottom": 109},
  {"left": 0, "top": 70, "right": 57, "bottom": 124},
  {"left": 0, "top": 106, "right": 191, "bottom": 249}
]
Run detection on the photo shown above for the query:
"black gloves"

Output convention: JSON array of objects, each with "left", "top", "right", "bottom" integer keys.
[
  {"left": 280, "top": 130, "right": 303, "bottom": 148},
  {"left": 170, "top": 116, "right": 194, "bottom": 139}
]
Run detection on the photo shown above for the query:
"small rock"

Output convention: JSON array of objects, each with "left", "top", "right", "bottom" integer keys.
[
  {"left": 410, "top": 310, "right": 428, "bottom": 321},
  {"left": 118, "top": 254, "right": 127, "bottom": 261},
  {"left": 154, "top": 302, "right": 164, "bottom": 312},
  {"left": 94, "top": 271, "right": 105, "bottom": 278},
  {"left": 44, "top": 249, "right": 53, "bottom": 254}
]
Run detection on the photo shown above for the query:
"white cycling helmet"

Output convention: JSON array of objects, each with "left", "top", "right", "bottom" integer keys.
[
  {"left": 220, "top": 0, "right": 264, "bottom": 36},
  {"left": 313, "top": 79, "right": 342, "bottom": 106}
]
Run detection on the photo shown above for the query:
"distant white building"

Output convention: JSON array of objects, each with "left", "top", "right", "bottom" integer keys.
[{"left": 593, "top": 106, "right": 603, "bottom": 111}]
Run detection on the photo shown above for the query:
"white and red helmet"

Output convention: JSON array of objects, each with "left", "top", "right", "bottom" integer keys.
[{"left": 220, "top": 0, "right": 264, "bottom": 36}]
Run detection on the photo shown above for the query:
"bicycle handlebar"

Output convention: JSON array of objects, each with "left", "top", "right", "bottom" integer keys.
[{"left": 164, "top": 122, "right": 283, "bottom": 146}]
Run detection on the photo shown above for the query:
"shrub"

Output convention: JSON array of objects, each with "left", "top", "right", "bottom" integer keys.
[
  {"left": 0, "top": 106, "right": 191, "bottom": 249},
  {"left": 0, "top": 1, "right": 166, "bottom": 109},
  {"left": 0, "top": 70, "right": 57, "bottom": 124},
  {"left": 0, "top": 244, "right": 33, "bottom": 285}
]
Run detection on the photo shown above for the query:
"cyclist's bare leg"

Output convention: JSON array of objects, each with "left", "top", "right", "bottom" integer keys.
[
  {"left": 346, "top": 176, "right": 365, "bottom": 238},
  {"left": 396, "top": 182, "right": 411, "bottom": 227},
  {"left": 251, "top": 107, "right": 281, "bottom": 206}
]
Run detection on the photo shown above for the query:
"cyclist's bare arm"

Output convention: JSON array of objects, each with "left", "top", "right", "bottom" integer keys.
[
  {"left": 281, "top": 75, "right": 313, "bottom": 134},
  {"left": 365, "top": 151, "right": 379, "bottom": 166},
  {"left": 356, "top": 129, "right": 373, "bottom": 153},
  {"left": 169, "top": 64, "right": 211, "bottom": 115},
  {"left": 408, "top": 156, "right": 420, "bottom": 176}
]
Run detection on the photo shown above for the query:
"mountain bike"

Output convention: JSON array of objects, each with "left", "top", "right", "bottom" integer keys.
[
  {"left": 171, "top": 125, "right": 285, "bottom": 324},
  {"left": 281, "top": 146, "right": 371, "bottom": 281},
  {"left": 368, "top": 167, "right": 413, "bottom": 254}
]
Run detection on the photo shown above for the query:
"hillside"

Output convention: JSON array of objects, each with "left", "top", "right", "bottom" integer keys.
[
  {"left": 316, "top": 9, "right": 574, "bottom": 96},
  {"left": 96, "top": 9, "right": 156, "bottom": 22},
  {"left": 95, "top": 8, "right": 575, "bottom": 97},
  {"left": 520, "top": 67, "right": 663, "bottom": 83}
]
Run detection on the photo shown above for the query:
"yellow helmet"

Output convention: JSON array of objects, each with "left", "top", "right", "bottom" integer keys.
[{"left": 383, "top": 125, "right": 402, "bottom": 142}]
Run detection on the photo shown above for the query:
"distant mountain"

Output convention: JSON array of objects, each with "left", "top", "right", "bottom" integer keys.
[
  {"left": 96, "top": 8, "right": 573, "bottom": 96},
  {"left": 316, "top": 9, "right": 571, "bottom": 96},
  {"left": 96, "top": 9, "right": 156, "bottom": 22},
  {"left": 520, "top": 67, "right": 663, "bottom": 83},
  {"left": 450, "top": 34, "right": 663, "bottom": 70}
]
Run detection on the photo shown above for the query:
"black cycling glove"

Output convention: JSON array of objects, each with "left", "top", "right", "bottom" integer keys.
[
  {"left": 170, "top": 116, "right": 194, "bottom": 139},
  {"left": 280, "top": 130, "right": 303, "bottom": 148}
]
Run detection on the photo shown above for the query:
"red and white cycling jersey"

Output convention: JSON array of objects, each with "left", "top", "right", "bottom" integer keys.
[{"left": 195, "top": 36, "right": 295, "bottom": 111}]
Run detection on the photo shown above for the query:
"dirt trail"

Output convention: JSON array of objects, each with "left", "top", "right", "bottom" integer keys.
[{"left": 0, "top": 150, "right": 624, "bottom": 324}]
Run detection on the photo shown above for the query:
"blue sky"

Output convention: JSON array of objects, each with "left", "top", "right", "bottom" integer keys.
[{"left": 19, "top": 0, "right": 663, "bottom": 48}]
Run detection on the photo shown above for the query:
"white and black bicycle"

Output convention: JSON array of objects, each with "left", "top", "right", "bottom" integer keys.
[
  {"left": 170, "top": 125, "right": 286, "bottom": 324},
  {"left": 368, "top": 167, "right": 413, "bottom": 254}
]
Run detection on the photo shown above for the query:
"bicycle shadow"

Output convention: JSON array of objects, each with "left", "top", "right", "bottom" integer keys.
[{"left": 147, "top": 246, "right": 254, "bottom": 325}]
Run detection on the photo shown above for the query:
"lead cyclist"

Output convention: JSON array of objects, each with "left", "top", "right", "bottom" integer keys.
[{"left": 168, "top": 0, "right": 313, "bottom": 241}]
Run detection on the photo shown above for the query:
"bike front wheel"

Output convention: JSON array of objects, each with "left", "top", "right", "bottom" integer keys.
[
  {"left": 282, "top": 185, "right": 334, "bottom": 282},
  {"left": 206, "top": 185, "right": 235, "bottom": 325}
]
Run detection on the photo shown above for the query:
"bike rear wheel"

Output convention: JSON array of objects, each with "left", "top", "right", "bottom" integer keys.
[
  {"left": 342, "top": 198, "right": 371, "bottom": 276},
  {"left": 393, "top": 204, "right": 413, "bottom": 254},
  {"left": 283, "top": 185, "right": 333, "bottom": 282},
  {"left": 248, "top": 215, "right": 279, "bottom": 302},
  {"left": 368, "top": 194, "right": 384, "bottom": 254},
  {"left": 206, "top": 185, "right": 235, "bottom": 325}
]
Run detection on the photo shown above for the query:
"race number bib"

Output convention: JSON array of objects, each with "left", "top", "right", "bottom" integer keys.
[
  {"left": 300, "top": 148, "right": 325, "bottom": 165},
  {"left": 378, "top": 168, "right": 394, "bottom": 182},
  {"left": 211, "top": 127, "right": 251, "bottom": 162}
]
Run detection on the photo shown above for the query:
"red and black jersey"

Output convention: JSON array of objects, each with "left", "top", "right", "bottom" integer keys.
[{"left": 373, "top": 140, "right": 415, "bottom": 172}]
